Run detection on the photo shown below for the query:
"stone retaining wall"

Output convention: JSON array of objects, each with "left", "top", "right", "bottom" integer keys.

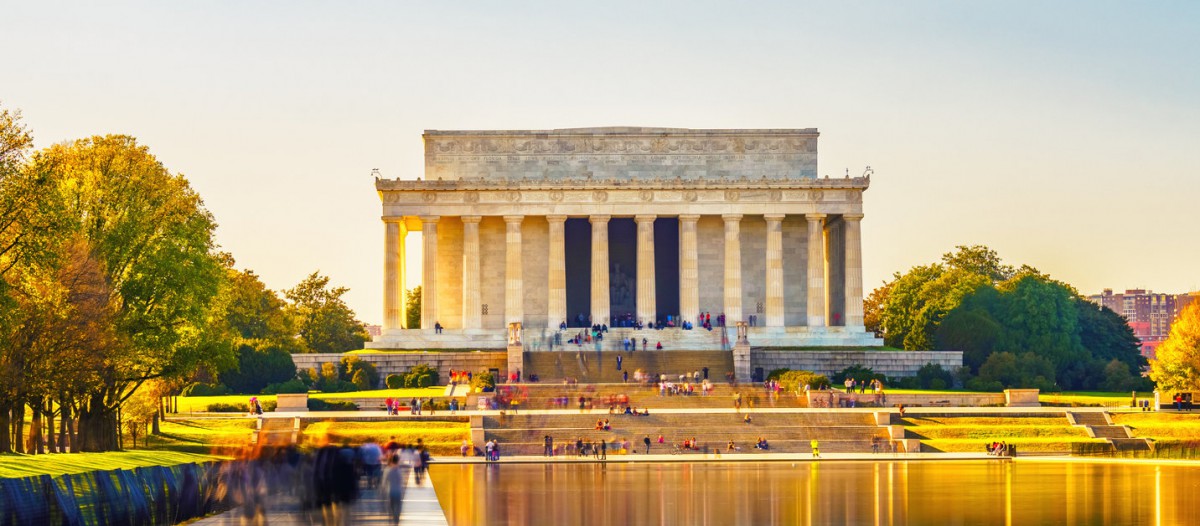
[
  {"left": 750, "top": 350, "right": 962, "bottom": 378},
  {"left": 291, "top": 352, "right": 508, "bottom": 388}
]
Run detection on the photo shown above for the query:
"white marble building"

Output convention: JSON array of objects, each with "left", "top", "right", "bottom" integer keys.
[{"left": 369, "top": 127, "right": 882, "bottom": 350}]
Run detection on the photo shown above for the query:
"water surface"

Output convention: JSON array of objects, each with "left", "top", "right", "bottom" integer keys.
[{"left": 430, "top": 460, "right": 1197, "bottom": 525}]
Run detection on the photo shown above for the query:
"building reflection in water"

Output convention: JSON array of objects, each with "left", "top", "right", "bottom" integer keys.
[{"left": 430, "top": 460, "right": 1195, "bottom": 525}]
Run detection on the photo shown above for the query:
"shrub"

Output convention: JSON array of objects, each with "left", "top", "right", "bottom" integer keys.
[
  {"left": 206, "top": 403, "right": 246, "bottom": 413},
  {"left": 182, "top": 382, "right": 229, "bottom": 397},
  {"left": 308, "top": 399, "right": 358, "bottom": 411},
  {"left": 404, "top": 363, "right": 440, "bottom": 388},
  {"left": 832, "top": 365, "right": 885, "bottom": 385},
  {"left": 263, "top": 379, "right": 308, "bottom": 394},
  {"left": 219, "top": 345, "right": 298, "bottom": 394},
  {"left": 339, "top": 355, "right": 380, "bottom": 389},
  {"left": 261, "top": 401, "right": 278, "bottom": 412},
  {"left": 766, "top": 368, "right": 791, "bottom": 381},
  {"left": 471, "top": 372, "right": 496, "bottom": 392},
  {"left": 776, "top": 370, "right": 830, "bottom": 393},
  {"left": 385, "top": 374, "right": 404, "bottom": 389},
  {"left": 916, "top": 362, "right": 955, "bottom": 390},
  {"left": 351, "top": 369, "right": 371, "bottom": 390}
]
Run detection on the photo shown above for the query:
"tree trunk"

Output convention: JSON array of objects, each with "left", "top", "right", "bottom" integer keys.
[
  {"left": 45, "top": 400, "right": 58, "bottom": 454},
  {"left": 12, "top": 404, "right": 26, "bottom": 454},
  {"left": 60, "top": 395, "right": 74, "bottom": 453},
  {"left": 30, "top": 403, "right": 44, "bottom": 454},
  {"left": 152, "top": 400, "right": 161, "bottom": 435},
  {"left": 0, "top": 403, "right": 11, "bottom": 453},
  {"left": 77, "top": 393, "right": 120, "bottom": 452}
]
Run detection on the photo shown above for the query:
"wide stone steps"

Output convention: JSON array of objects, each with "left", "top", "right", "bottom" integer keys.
[
  {"left": 1087, "top": 425, "right": 1132, "bottom": 439},
  {"left": 1068, "top": 412, "right": 1111, "bottom": 426},
  {"left": 523, "top": 350, "right": 735, "bottom": 383},
  {"left": 484, "top": 412, "right": 877, "bottom": 428}
]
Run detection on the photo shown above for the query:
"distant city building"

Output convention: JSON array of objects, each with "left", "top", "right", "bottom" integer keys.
[{"left": 1088, "top": 289, "right": 1198, "bottom": 359}]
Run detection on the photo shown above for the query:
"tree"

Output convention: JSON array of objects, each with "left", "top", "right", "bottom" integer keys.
[
  {"left": 30, "top": 135, "right": 227, "bottom": 451},
  {"left": 862, "top": 281, "right": 891, "bottom": 338},
  {"left": 285, "top": 272, "right": 369, "bottom": 353},
  {"left": 941, "top": 245, "right": 1015, "bottom": 283},
  {"left": 1150, "top": 302, "right": 1200, "bottom": 393},
  {"left": 405, "top": 286, "right": 422, "bottom": 329},
  {"left": 218, "top": 345, "right": 297, "bottom": 394}
]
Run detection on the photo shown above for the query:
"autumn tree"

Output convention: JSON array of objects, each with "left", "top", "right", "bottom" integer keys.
[
  {"left": 1150, "top": 302, "right": 1200, "bottom": 393},
  {"left": 405, "top": 286, "right": 422, "bottom": 330},
  {"left": 30, "top": 135, "right": 227, "bottom": 451}
]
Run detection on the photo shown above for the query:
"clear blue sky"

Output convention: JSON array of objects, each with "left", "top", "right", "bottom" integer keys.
[{"left": 5, "top": 1, "right": 1198, "bottom": 324}]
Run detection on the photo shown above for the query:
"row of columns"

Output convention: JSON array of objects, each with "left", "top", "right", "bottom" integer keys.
[{"left": 380, "top": 213, "right": 866, "bottom": 332}]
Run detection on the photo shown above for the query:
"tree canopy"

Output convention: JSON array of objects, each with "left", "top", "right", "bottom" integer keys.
[
  {"left": 1150, "top": 302, "right": 1200, "bottom": 393},
  {"left": 285, "top": 271, "right": 369, "bottom": 353},
  {"left": 870, "top": 245, "right": 1145, "bottom": 391}
]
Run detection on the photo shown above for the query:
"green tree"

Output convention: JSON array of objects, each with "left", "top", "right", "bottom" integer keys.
[
  {"left": 218, "top": 344, "right": 297, "bottom": 394},
  {"left": 31, "top": 135, "right": 227, "bottom": 451},
  {"left": 862, "top": 281, "right": 891, "bottom": 338},
  {"left": 405, "top": 286, "right": 422, "bottom": 329},
  {"left": 285, "top": 272, "right": 369, "bottom": 353},
  {"left": 941, "top": 245, "right": 1015, "bottom": 283},
  {"left": 1150, "top": 302, "right": 1200, "bottom": 393}
]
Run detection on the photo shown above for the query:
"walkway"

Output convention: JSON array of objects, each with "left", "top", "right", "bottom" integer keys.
[{"left": 192, "top": 470, "right": 448, "bottom": 526}]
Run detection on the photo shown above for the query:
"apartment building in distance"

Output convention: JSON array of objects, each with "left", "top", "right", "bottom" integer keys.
[{"left": 1088, "top": 289, "right": 1198, "bottom": 359}]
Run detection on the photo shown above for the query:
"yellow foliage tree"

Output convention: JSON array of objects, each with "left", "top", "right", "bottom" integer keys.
[{"left": 1149, "top": 302, "right": 1200, "bottom": 393}]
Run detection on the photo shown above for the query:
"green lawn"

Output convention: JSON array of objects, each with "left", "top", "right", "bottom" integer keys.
[
  {"left": 1039, "top": 391, "right": 1152, "bottom": 407},
  {"left": 0, "top": 450, "right": 226, "bottom": 479},
  {"left": 301, "top": 420, "right": 469, "bottom": 455},
  {"left": 176, "top": 386, "right": 449, "bottom": 412}
]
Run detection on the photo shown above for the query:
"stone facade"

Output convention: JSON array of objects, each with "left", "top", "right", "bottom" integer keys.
[
  {"left": 751, "top": 350, "right": 964, "bottom": 379},
  {"left": 370, "top": 127, "right": 883, "bottom": 356}
]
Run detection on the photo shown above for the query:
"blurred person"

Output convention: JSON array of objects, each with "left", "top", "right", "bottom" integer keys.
[
  {"left": 380, "top": 453, "right": 407, "bottom": 524},
  {"left": 360, "top": 438, "right": 383, "bottom": 489}
]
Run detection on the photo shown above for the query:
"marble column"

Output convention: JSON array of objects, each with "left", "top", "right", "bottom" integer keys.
[
  {"left": 461, "top": 215, "right": 482, "bottom": 329},
  {"left": 547, "top": 215, "right": 567, "bottom": 329},
  {"left": 678, "top": 215, "right": 700, "bottom": 326},
  {"left": 590, "top": 215, "right": 610, "bottom": 326},
  {"left": 420, "top": 216, "right": 439, "bottom": 330},
  {"left": 382, "top": 218, "right": 407, "bottom": 333},
  {"left": 806, "top": 213, "right": 827, "bottom": 328},
  {"left": 723, "top": 214, "right": 743, "bottom": 323},
  {"left": 504, "top": 215, "right": 524, "bottom": 325},
  {"left": 635, "top": 215, "right": 657, "bottom": 324},
  {"left": 764, "top": 214, "right": 785, "bottom": 327},
  {"left": 843, "top": 213, "right": 866, "bottom": 329}
]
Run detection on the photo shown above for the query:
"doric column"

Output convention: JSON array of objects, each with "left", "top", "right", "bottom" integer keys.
[
  {"left": 382, "top": 218, "right": 407, "bottom": 333},
  {"left": 461, "top": 216, "right": 482, "bottom": 329},
  {"left": 723, "top": 214, "right": 743, "bottom": 323},
  {"left": 764, "top": 214, "right": 786, "bottom": 327},
  {"left": 843, "top": 213, "right": 866, "bottom": 329},
  {"left": 504, "top": 215, "right": 524, "bottom": 325},
  {"left": 546, "top": 215, "right": 567, "bottom": 329},
  {"left": 635, "top": 215, "right": 657, "bottom": 324},
  {"left": 590, "top": 215, "right": 610, "bottom": 326},
  {"left": 420, "top": 216, "right": 439, "bottom": 330},
  {"left": 806, "top": 213, "right": 827, "bottom": 328},
  {"left": 678, "top": 215, "right": 700, "bottom": 326}
]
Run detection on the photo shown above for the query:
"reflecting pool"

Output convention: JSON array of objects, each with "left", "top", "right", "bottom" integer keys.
[{"left": 430, "top": 460, "right": 1198, "bottom": 525}]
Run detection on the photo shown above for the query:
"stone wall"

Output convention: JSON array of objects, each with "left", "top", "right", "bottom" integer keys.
[
  {"left": 479, "top": 217, "right": 506, "bottom": 329},
  {"left": 437, "top": 217, "right": 464, "bottom": 328},
  {"left": 740, "top": 215, "right": 767, "bottom": 321},
  {"left": 696, "top": 215, "right": 725, "bottom": 316},
  {"left": 522, "top": 216, "right": 550, "bottom": 328},
  {"left": 751, "top": 350, "right": 962, "bottom": 378},
  {"left": 290, "top": 352, "right": 508, "bottom": 388},
  {"left": 782, "top": 216, "right": 809, "bottom": 326}
]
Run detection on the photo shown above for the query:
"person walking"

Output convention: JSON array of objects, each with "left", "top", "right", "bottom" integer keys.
[
  {"left": 643, "top": 435, "right": 652, "bottom": 454},
  {"left": 811, "top": 439, "right": 820, "bottom": 458},
  {"left": 600, "top": 439, "right": 607, "bottom": 460},
  {"left": 617, "top": 354, "right": 623, "bottom": 371},
  {"left": 379, "top": 454, "right": 406, "bottom": 525},
  {"left": 544, "top": 435, "right": 554, "bottom": 457}
]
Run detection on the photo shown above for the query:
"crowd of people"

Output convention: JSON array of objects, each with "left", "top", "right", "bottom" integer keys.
[{"left": 219, "top": 435, "right": 430, "bottom": 526}]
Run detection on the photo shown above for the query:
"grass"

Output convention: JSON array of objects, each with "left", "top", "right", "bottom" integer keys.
[
  {"left": 0, "top": 450, "right": 226, "bottom": 479},
  {"left": 175, "top": 386, "right": 450, "bottom": 412},
  {"left": 1110, "top": 413, "right": 1200, "bottom": 439},
  {"left": 903, "top": 414, "right": 1095, "bottom": 453},
  {"left": 1039, "top": 391, "right": 1152, "bottom": 407},
  {"left": 142, "top": 418, "right": 259, "bottom": 453},
  {"left": 301, "top": 420, "right": 469, "bottom": 455}
]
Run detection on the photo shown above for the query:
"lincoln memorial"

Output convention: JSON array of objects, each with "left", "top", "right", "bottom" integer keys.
[{"left": 368, "top": 126, "right": 886, "bottom": 359}]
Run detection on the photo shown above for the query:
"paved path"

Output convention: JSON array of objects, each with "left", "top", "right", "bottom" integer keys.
[{"left": 193, "top": 470, "right": 447, "bottom": 526}]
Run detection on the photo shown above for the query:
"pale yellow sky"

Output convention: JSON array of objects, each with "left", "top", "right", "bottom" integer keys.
[{"left": 5, "top": 2, "right": 1198, "bottom": 323}]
